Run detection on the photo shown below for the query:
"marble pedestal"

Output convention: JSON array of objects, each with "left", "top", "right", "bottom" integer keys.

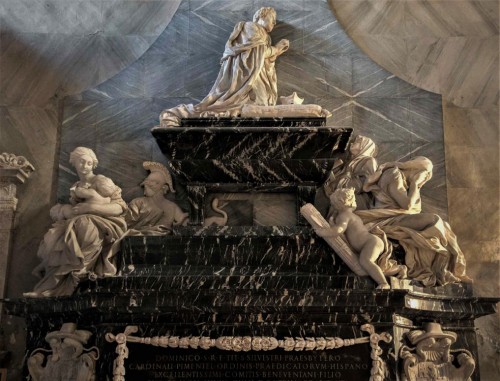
[{"left": 4, "top": 119, "right": 499, "bottom": 381}]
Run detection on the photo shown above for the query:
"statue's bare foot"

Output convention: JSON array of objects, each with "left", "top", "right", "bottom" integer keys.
[
  {"left": 397, "top": 265, "right": 408, "bottom": 279},
  {"left": 460, "top": 275, "right": 474, "bottom": 284},
  {"left": 23, "top": 291, "right": 42, "bottom": 298},
  {"left": 376, "top": 283, "right": 390, "bottom": 290}
]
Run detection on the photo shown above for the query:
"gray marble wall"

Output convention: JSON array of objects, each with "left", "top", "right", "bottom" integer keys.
[{"left": 59, "top": 0, "right": 447, "bottom": 219}]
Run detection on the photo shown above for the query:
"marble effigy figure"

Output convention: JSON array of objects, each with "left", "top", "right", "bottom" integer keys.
[
  {"left": 159, "top": 7, "right": 330, "bottom": 127},
  {"left": 125, "top": 161, "right": 188, "bottom": 234},
  {"left": 24, "top": 147, "right": 127, "bottom": 297},
  {"left": 27, "top": 322, "right": 98, "bottom": 381},
  {"left": 400, "top": 322, "right": 475, "bottom": 381}
]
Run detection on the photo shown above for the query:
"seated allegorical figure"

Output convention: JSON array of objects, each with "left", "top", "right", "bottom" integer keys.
[
  {"left": 356, "top": 156, "right": 473, "bottom": 287},
  {"left": 125, "top": 161, "right": 188, "bottom": 235},
  {"left": 25, "top": 147, "right": 127, "bottom": 297}
]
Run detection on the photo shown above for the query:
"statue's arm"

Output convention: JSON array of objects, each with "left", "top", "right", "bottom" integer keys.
[
  {"left": 315, "top": 216, "right": 347, "bottom": 238},
  {"left": 72, "top": 202, "right": 124, "bottom": 217},
  {"left": 173, "top": 204, "right": 189, "bottom": 226},
  {"left": 386, "top": 169, "right": 418, "bottom": 210},
  {"left": 267, "top": 39, "right": 289, "bottom": 61}
]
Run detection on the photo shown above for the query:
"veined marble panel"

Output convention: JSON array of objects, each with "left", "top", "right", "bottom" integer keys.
[
  {"left": 303, "top": 4, "right": 363, "bottom": 55},
  {"left": 0, "top": 0, "right": 102, "bottom": 35},
  {"left": 102, "top": 0, "right": 181, "bottom": 36},
  {"left": 405, "top": 0, "right": 498, "bottom": 38},
  {"left": 409, "top": 97, "right": 444, "bottom": 143},
  {"left": 443, "top": 102, "right": 499, "bottom": 148},
  {"left": 329, "top": 0, "right": 499, "bottom": 108},
  {"left": 0, "top": 0, "right": 182, "bottom": 105},
  {"left": 448, "top": 187, "right": 499, "bottom": 242}
]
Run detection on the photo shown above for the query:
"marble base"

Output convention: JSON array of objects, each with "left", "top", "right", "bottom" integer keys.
[
  {"left": 5, "top": 119, "right": 498, "bottom": 380},
  {"left": 4, "top": 229, "right": 498, "bottom": 380},
  {"left": 178, "top": 117, "right": 327, "bottom": 128}
]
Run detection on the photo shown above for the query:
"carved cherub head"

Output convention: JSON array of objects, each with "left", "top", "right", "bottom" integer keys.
[{"left": 330, "top": 187, "right": 357, "bottom": 211}]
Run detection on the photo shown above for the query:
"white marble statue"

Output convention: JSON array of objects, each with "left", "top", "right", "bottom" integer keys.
[
  {"left": 125, "top": 161, "right": 188, "bottom": 234},
  {"left": 356, "top": 156, "right": 472, "bottom": 287},
  {"left": 314, "top": 188, "right": 405, "bottom": 289},
  {"left": 324, "top": 135, "right": 378, "bottom": 211},
  {"left": 27, "top": 323, "right": 98, "bottom": 381},
  {"left": 159, "top": 7, "right": 329, "bottom": 127},
  {"left": 25, "top": 147, "right": 127, "bottom": 297},
  {"left": 400, "top": 322, "right": 475, "bottom": 381}
]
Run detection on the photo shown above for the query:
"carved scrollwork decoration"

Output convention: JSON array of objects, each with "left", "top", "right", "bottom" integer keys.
[
  {"left": 105, "top": 325, "right": 139, "bottom": 381},
  {"left": 361, "top": 324, "right": 393, "bottom": 381},
  {"left": 0, "top": 152, "right": 34, "bottom": 174}
]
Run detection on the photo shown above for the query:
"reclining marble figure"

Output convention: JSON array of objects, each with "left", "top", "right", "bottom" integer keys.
[{"left": 159, "top": 7, "right": 330, "bottom": 127}]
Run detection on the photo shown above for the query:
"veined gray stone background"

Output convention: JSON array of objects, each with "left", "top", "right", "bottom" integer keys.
[{"left": 59, "top": 0, "right": 447, "bottom": 220}]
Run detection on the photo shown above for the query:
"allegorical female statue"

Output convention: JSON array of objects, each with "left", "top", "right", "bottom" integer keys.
[
  {"left": 357, "top": 156, "right": 472, "bottom": 286},
  {"left": 25, "top": 147, "right": 127, "bottom": 297}
]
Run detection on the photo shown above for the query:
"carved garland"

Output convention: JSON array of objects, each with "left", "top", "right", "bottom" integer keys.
[{"left": 106, "top": 323, "right": 392, "bottom": 381}]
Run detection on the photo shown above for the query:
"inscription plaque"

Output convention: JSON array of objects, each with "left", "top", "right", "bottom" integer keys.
[{"left": 125, "top": 344, "right": 371, "bottom": 381}]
